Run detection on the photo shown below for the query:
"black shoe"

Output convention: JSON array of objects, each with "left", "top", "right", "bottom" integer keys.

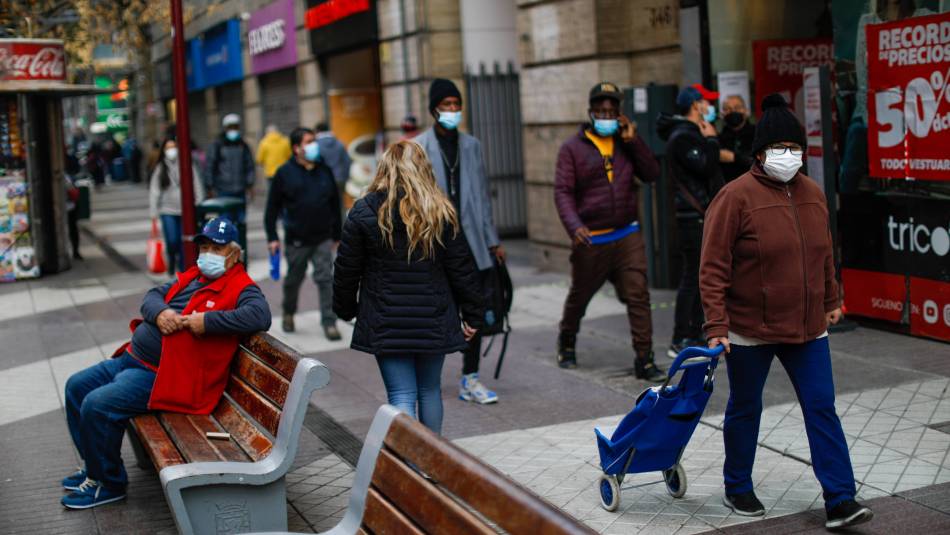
[
  {"left": 825, "top": 500, "right": 872, "bottom": 529},
  {"left": 723, "top": 492, "right": 765, "bottom": 516},
  {"left": 282, "top": 313, "right": 295, "bottom": 333},
  {"left": 667, "top": 338, "right": 690, "bottom": 359},
  {"left": 72, "top": 251, "right": 83, "bottom": 260},
  {"left": 634, "top": 351, "right": 666, "bottom": 382},
  {"left": 557, "top": 331, "right": 577, "bottom": 369}
]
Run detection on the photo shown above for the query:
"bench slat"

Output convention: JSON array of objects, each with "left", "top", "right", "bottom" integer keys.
[
  {"left": 372, "top": 448, "right": 494, "bottom": 535},
  {"left": 213, "top": 397, "right": 274, "bottom": 461},
  {"left": 243, "top": 333, "right": 300, "bottom": 380},
  {"left": 129, "top": 415, "right": 185, "bottom": 471},
  {"left": 383, "top": 414, "right": 596, "bottom": 535},
  {"left": 363, "top": 487, "right": 425, "bottom": 535},
  {"left": 159, "top": 413, "right": 250, "bottom": 463},
  {"left": 225, "top": 376, "right": 282, "bottom": 437},
  {"left": 233, "top": 350, "right": 290, "bottom": 408}
]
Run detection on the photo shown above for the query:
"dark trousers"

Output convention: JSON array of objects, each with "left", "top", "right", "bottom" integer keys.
[
  {"left": 283, "top": 240, "right": 336, "bottom": 324},
  {"left": 559, "top": 231, "right": 653, "bottom": 355},
  {"left": 462, "top": 268, "right": 491, "bottom": 375},
  {"left": 673, "top": 217, "right": 704, "bottom": 342},
  {"left": 723, "top": 338, "right": 856, "bottom": 510},
  {"left": 67, "top": 208, "right": 80, "bottom": 257},
  {"left": 160, "top": 214, "right": 184, "bottom": 274},
  {"left": 64, "top": 352, "right": 155, "bottom": 491}
]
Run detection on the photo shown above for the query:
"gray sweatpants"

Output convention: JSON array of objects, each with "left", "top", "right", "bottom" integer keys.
[{"left": 283, "top": 240, "right": 337, "bottom": 325}]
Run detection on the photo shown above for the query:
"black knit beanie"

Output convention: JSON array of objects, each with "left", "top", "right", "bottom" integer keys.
[
  {"left": 429, "top": 78, "right": 462, "bottom": 113},
  {"left": 752, "top": 94, "right": 805, "bottom": 154}
]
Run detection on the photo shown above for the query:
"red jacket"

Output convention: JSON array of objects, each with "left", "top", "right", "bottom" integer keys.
[
  {"left": 554, "top": 126, "right": 660, "bottom": 236},
  {"left": 117, "top": 264, "right": 256, "bottom": 414}
]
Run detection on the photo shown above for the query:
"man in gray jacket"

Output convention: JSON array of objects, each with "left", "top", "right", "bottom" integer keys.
[
  {"left": 418, "top": 78, "right": 504, "bottom": 405},
  {"left": 314, "top": 122, "right": 352, "bottom": 188},
  {"left": 206, "top": 114, "right": 256, "bottom": 223}
]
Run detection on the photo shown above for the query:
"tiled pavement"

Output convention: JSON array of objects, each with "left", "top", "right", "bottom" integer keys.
[{"left": 1, "top": 182, "right": 949, "bottom": 534}]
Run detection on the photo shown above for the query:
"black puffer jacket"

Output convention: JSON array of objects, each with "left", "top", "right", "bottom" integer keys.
[
  {"left": 656, "top": 113, "right": 724, "bottom": 218},
  {"left": 333, "top": 190, "right": 485, "bottom": 356}
]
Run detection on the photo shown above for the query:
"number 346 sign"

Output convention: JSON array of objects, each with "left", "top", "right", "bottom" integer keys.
[{"left": 868, "top": 12, "right": 950, "bottom": 181}]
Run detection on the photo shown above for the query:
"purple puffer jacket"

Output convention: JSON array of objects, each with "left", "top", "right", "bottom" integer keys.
[{"left": 554, "top": 126, "right": 661, "bottom": 237}]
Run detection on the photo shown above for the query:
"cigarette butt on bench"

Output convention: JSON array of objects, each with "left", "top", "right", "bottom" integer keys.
[{"left": 206, "top": 432, "right": 231, "bottom": 440}]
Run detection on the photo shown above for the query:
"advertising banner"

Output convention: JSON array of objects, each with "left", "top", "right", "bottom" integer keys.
[
  {"left": 910, "top": 276, "right": 950, "bottom": 340},
  {"left": 249, "top": 0, "right": 297, "bottom": 75},
  {"left": 841, "top": 268, "right": 907, "bottom": 323},
  {"left": 0, "top": 39, "right": 66, "bottom": 82},
  {"left": 716, "top": 71, "right": 750, "bottom": 113},
  {"left": 803, "top": 67, "right": 824, "bottom": 189},
  {"left": 752, "top": 38, "right": 833, "bottom": 120},
  {"left": 200, "top": 20, "right": 244, "bottom": 88},
  {"left": 306, "top": 0, "right": 377, "bottom": 57},
  {"left": 866, "top": 11, "right": 950, "bottom": 181}
]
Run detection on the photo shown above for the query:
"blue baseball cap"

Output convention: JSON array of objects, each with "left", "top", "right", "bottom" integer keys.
[
  {"left": 676, "top": 84, "right": 719, "bottom": 112},
  {"left": 195, "top": 217, "right": 238, "bottom": 245}
]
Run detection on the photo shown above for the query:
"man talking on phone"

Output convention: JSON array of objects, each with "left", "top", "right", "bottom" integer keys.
[{"left": 554, "top": 82, "right": 665, "bottom": 381}]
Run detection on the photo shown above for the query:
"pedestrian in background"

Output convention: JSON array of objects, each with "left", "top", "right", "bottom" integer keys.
[
  {"left": 718, "top": 95, "right": 756, "bottom": 182},
  {"left": 701, "top": 94, "right": 872, "bottom": 529},
  {"left": 265, "top": 127, "right": 342, "bottom": 340},
  {"left": 150, "top": 136, "right": 205, "bottom": 276},
  {"left": 400, "top": 115, "right": 419, "bottom": 140},
  {"left": 206, "top": 114, "right": 255, "bottom": 222},
  {"left": 256, "top": 124, "right": 292, "bottom": 182},
  {"left": 657, "top": 84, "right": 724, "bottom": 359},
  {"left": 418, "top": 78, "right": 504, "bottom": 404},
  {"left": 332, "top": 140, "right": 484, "bottom": 434},
  {"left": 314, "top": 122, "right": 352, "bottom": 189},
  {"left": 64, "top": 151, "right": 82, "bottom": 260},
  {"left": 553, "top": 82, "right": 665, "bottom": 381}
]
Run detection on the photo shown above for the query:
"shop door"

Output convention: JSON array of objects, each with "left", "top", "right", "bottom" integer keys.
[
  {"left": 187, "top": 92, "right": 208, "bottom": 149},
  {"left": 215, "top": 82, "right": 244, "bottom": 130},
  {"left": 260, "top": 68, "right": 300, "bottom": 134}
]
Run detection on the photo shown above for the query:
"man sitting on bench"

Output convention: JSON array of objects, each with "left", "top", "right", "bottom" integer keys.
[{"left": 61, "top": 217, "right": 271, "bottom": 509}]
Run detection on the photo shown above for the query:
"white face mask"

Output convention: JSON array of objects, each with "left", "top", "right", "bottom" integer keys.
[
  {"left": 762, "top": 149, "right": 802, "bottom": 183},
  {"left": 164, "top": 147, "right": 178, "bottom": 162}
]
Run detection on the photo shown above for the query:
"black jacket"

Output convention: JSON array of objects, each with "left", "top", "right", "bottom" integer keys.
[
  {"left": 657, "top": 114, "right": 724, "bottom": 218},
  {"left": 265, "top": 158, "right": 341, "bottom": 246},
  {"left": 332, "top": 190, "right": 485, "bottom": 356},
  {"left": 719, "top": 121, "right": 756, "bottom": 182}
]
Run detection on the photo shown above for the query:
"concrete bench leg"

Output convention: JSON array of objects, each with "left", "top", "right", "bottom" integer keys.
[
  {"left": 165, "top": 476, "right": 288, "bottom": 535},
  {"left": 126, "top": 426, "right": 153, "bottom": 470}
]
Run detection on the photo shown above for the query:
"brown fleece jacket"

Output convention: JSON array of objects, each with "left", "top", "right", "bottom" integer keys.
[{"left": 699, "top": 162, "right": 840, "bottom": 344}]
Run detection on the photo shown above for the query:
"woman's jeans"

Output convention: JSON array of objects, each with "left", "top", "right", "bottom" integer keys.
[
  {"left": 160, "top": 214, "right": 184, "bottom": 274},
  {"left": 375, "top": 355, "right": 446, "bottom": 434},
  {"left": 723, "top": 337, "right": 856, "bottom": 510},
  {"left": 64, "top": 352, "right": 156, "bottom": 491}
]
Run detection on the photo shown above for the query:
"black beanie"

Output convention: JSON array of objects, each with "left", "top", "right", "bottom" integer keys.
[
  {"left": 429, "top": 78, "right": 462, "bottom": 113},
  {"left": 752, "top": 94, "right": 805, "bottom": 154}
]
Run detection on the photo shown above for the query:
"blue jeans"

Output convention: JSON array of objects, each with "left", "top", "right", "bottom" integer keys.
[
  {"left": 64, "top": 352, "right": 155, "bottom": 491},
  {"left": 723, "top": 337, "right": 856, "bottom": 510},
  {"left": 215, "top": 193, "right": 246, "bottom": 224},
  {"left": 375, "top": 355, "right": 445, "bottom": 434},
  {"left": 160, "top": 214, "right": 184, "bottom": 273}
]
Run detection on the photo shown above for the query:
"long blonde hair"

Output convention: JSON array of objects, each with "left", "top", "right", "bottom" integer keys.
[{"left": 367, "top": 140, "right": 459, "bottom": 260}]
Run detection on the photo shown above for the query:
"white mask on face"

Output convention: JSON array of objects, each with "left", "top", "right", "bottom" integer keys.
[
  {"left": 762, "top": 149, "right": 802, "bottom": 183},
  {"left": 164, "top": 147, "right": 178, "bottom": 162}
]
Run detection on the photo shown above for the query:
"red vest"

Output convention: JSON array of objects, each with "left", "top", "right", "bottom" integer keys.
[{"left": 115, "top": 264, "right": 256, "bottom": 414}]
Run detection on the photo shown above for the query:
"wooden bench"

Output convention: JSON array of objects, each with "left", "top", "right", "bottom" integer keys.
[
  {"left": 126, "top": 333, "right": 330, "bottom": 535},
  {"left": 253, "top": 404, "right": 596, "bottom": 535}
]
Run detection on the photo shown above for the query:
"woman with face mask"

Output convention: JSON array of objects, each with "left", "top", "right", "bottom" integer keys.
[
  {"left": 699, "top": 94, "right": 873, "bottom": 529},
  {"left": 149, "top": 136, "right": 206, "bottom": 275}
]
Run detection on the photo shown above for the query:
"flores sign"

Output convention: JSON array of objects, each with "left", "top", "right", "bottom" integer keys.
[
  {"left": 867, "top": 12, "right": 950, "bottom": 181},
  {"left": 248, "top": 0, "right": 297, "bottom": 75},
  {"left": 0, "top": 39, "right": 66, "bottom": 81}
]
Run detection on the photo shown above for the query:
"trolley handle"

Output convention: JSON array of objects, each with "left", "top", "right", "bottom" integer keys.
[{"left": 666, "top": 344, "right": 724, "bottom": 380}]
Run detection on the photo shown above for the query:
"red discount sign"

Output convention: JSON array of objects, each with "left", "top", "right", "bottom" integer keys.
[
  {"left": 752, "top": 38, "right": 833, "bottom": 118},
  {"left": 867, "top": 12, "right": 950, "bottom": 181},
  {"left": 0, "top": 39, "right": 66, "bottom": 82}
]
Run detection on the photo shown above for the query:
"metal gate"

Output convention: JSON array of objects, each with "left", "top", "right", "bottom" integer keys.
[{"left": 465, "top": 63, "right": 526, "bottom": 237}]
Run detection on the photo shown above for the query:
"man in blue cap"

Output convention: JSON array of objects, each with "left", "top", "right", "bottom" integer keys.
[
  {"left": 60, "top": 217, "right": 271, "bottom": 510},
  {"left": 656, "top": 84, "right": 724, "bottom": 360}
]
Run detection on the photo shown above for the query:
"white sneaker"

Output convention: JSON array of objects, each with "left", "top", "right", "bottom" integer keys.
[{"left": 459, "top": 373, "right": 498, "bottom": 404}]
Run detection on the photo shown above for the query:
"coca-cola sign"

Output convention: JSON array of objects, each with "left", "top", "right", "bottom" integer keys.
[{"left": 0, "top": 39, "right": 67, "bottom": 82}]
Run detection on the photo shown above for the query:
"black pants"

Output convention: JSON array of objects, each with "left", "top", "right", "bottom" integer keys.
[
  {"left": 462, "top": 268, "right": 491, "bottom": 376},
  {"left": 673, "top": 218, "right": 705, "bottom": 341},
  {"left": 67, "top": 208, "right": 80, "bottom": 257}
]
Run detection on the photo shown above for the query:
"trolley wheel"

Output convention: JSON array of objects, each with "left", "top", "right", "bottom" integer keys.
[
  {"left": 663, "top": 464, "right": 687, "bottom": 498},
  {"left": 598, "top": 473, "right": 621, "bottom": 511}
]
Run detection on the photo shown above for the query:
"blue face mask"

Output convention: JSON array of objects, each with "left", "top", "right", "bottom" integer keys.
[
  {"left": 197, "top": 251, "right": 229, "bottom": 279},
  {"left": 703, "top": 104, "right": 717, "bottom": 123},
  {"left": 437, "top": 111, "right": 462, "bottom": 130},
  {"left": 225, "top": 130, "right": 241, "bottom": 142},
  {"left": 303, "top": 141, "right": 320, "bottom": 162},
  {"left": 592, "top": 119, "right": 619, "bottom": 137}
]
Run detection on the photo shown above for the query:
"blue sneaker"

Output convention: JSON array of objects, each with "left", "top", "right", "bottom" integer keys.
[
  {"left": 61, "top": 478, "right": 126, "bottom": 509},
  {"left": 459, "top": 373, "right": 498, "bottom": 404},
  {"left": 62, "top": 469, "right": 86, "bottom": 491}
]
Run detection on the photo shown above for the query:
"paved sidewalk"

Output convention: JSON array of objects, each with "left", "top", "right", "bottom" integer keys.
[{"left": 1, "top": 182, "right": 948, "bottom": 534}]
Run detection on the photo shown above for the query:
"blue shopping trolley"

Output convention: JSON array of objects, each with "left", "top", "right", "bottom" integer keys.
[{"left": 594, "top": 344, "right": 725, "bottom": 511}]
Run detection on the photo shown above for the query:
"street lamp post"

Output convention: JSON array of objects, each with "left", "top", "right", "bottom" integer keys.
[{"left": 169, "top": 0, "right": 198, "bottom": 267}]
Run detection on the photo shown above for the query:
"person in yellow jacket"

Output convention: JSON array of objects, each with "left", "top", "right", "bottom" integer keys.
[{"left": 256, "top": 124, "right": 292, "bottom": 180}]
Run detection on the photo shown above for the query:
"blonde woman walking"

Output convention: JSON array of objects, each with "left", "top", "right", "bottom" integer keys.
[{"left": 333, "top": 140, "right": 484, "bottom": 433}]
